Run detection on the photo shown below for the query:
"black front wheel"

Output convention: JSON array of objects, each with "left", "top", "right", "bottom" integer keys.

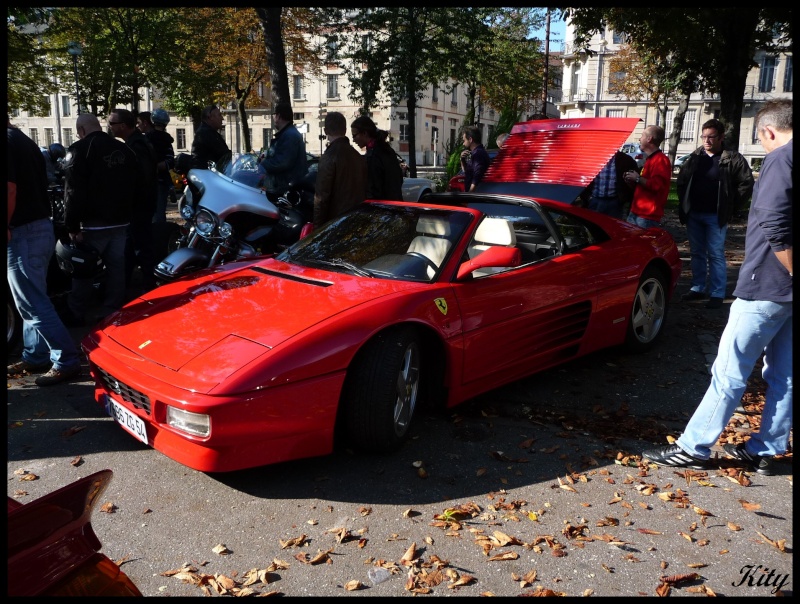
[{"left": 342, "top": 326, "right": 421, "bottom": 453}]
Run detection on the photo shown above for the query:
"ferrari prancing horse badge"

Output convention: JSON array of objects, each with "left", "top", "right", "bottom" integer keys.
[{"left": 434, "top": 298, "right": 448, "bottom": 315}]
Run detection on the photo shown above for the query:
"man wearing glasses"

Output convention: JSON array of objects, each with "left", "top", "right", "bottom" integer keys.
[{"left": 677, "top": 119, "right": 754, "bottom": 309}]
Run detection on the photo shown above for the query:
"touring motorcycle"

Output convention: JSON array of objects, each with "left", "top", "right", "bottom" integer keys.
[{"left": 154, "top": 153, "right": 314, "bottom": 283}]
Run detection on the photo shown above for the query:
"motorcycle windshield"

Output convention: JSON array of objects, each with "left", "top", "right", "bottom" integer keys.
[{"left": 224, "top": 153, "right": 266, "bottom": 189}]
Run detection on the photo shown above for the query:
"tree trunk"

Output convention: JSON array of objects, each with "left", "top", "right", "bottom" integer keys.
[
  {"left": 716, "top": 11, "right": 760, "bottom": 150},
  {"left": 256, "top": 7, "right": 289, "bottom": 108},
  {"left": 667, "top": 91, "right": 691, "bottom": 165}
]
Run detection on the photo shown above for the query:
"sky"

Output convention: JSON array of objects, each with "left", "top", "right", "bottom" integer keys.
[{"left": 531, "top": 12, "right": 567, "bottom": 47}]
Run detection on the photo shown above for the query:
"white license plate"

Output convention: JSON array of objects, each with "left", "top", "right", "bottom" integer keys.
[{"left": 104, "top": 394, "right": 149, "bottom": 445}]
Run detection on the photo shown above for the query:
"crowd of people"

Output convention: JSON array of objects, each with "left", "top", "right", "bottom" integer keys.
[{"left": 8, "top": 98, "right": 793, "bottom": 485}]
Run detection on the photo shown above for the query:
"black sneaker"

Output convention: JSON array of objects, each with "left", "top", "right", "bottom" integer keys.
[
  {"left": 642, "top": 444, "right": 708, "bottom": 469},
  {"left": 681, "top": 290, "right": 706, "bottom": 302},
  {"left": 705, "top": 297, "right": 724, "bottom": 309},
  {"left": 723, "top": 443, "right": 775, "bottom": 476}
]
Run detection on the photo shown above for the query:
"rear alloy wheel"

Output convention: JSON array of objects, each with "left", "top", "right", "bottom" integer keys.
[
  {"left": 343, "top": 326, "right": 421, "bottom": 453},
  {"left": 626, "top": 266, "right": 668, "bottom": 352}
]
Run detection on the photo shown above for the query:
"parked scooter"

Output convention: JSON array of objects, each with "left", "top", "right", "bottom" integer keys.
[{"left": 154, "top": 153, "right": 314, "bottom": 283}]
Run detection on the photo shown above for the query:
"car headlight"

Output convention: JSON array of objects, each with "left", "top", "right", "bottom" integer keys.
[
  {"left": 180, "top": 204, "right": 195, "bottom": 220},
  {"left": 166, "top": 406, "right": 210, "bottom": 437},
  {"left": 194, "top": 209, "right": 217, "bottom": 236}
]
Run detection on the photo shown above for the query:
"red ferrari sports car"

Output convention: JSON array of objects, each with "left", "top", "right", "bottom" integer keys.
[{"left": 82, "top": 117, "right": 681, "bottom": 473}]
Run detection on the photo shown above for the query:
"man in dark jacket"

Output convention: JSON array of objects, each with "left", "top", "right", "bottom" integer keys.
[
  {"left": 313, "top": 112, "right": 366, "bottom": 229},
  {"left": 109, "top": 108, "right": 158, "bottom": 291},
  {"left": 191, "top": 105, "right": 231, "bottom": 170},
  {"left": 63, "top": 113, "right": 139, "bottom": 324},
  {"left": 351, "top": 114, "right": 403, "bottom": 201},
  {"left": 260, "top": 102, "right": 308, "bottom": 195},
  {"left": 677, "top": 118, "right": 754, "bottom": 309},
  {"left": 145, "top": 108, "right": 175, "bottom": 224},
  {"left": 460, "top": 125, "right": 490, "bottom": 192}
]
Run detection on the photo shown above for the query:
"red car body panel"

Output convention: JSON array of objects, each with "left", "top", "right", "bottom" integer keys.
[{"left": 82, "top": 118, "right": 680, "bottom": 473}]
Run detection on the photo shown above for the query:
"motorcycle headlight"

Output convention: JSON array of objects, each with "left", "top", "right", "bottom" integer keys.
[
  {"left": 194, "top": 209, "right": 216, "bottom": 236},
  {"left": 219, "top": 222, "right": 233, "bottom": 238},
  {"left": 180, "top": 204, "right": 195, "bottom": 220}
]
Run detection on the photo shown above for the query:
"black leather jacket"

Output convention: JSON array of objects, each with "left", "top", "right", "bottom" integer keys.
[
  {"left": 63, "top": 131, "right": 139, "bottom": 232},
  {"left": 677, "top": 146, "right": 754, "bottom": 227},
  {"left": 190, "top": 122, "right": 231, "bottom": 170}
]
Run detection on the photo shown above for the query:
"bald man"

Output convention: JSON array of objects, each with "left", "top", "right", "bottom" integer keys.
[{"left": 61, "top": 113, "right": 140, "bottom": 325}]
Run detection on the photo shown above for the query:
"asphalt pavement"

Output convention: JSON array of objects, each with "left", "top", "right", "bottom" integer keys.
[{"left": 7, "top": 212, "right": 792, "bottom": 597}]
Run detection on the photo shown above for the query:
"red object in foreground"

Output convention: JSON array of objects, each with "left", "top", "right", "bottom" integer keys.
[
  {"left": 8, "top": 470, "right": 143, "bottom": 597},
  {"left": 82, "top": 117, "right": 679, "bottom": 473}
]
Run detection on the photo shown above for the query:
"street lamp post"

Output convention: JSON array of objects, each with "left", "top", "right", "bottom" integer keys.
[{"left": 67, "top": 41, "right": 82, "bottom": 115}]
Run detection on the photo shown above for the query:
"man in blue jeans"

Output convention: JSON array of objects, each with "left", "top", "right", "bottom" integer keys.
[
  {"left": 642, "top": 99, "right": 792, "bottom": 476},
  {"left": 7, "top": 115, "right": 82, "bottom": 387},
  {"left": 677, "top": 118, "right": 753, "bottom": 309}
]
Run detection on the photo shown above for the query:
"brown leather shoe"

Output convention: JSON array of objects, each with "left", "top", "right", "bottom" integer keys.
[{"left": 34, "top": 365, "right": 82, "bottom": 387}]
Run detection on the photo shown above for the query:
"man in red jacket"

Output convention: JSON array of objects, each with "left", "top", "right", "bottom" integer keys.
[{"left": 624, "top": 125, "right": 671, "bottom": 228}]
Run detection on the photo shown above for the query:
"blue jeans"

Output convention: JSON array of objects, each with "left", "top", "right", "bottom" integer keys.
[
  {"left": 7, "top": 219, "right": 81, "bottom": 371},
  {"left": 686, "top": 211, "right": 728, "bottom": 299},
  {"left": 68, "top": 226, "right": 128, "bottom": 320},
  {"left": 588, "top": 197, "right": 622, "bottom": 219},
  {"left": 677, "top": 298, "right": 793, "bottom": 459},
  {"left": 626, "top": 212, "right": 661, "bottom": 229}
]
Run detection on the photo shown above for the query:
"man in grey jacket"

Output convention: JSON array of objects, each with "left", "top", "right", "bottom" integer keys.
[{"left": 677, "top": 118, "right": 754, "bottom": 309}]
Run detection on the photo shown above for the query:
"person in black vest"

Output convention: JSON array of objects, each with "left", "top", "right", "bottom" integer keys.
[{"left": 62, "top": 113, "right": 139, "bottom": 325}]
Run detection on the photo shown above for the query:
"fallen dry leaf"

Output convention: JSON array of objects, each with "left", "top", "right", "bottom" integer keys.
[
  {"left": 738, "top": 499, "right": 761, "bottom": 512},
  {"left": 400, "top": 542, "right": 418, "bottom": 566},
  {"left": 660, "top": 572, "right": 699, "bottom": 584},
  {"left": 279, "top": 534, "right": 307, "bottom": 548},
  {"left": 344, "top": 580, "right": 364, "bottom": 591},
  {"left": 212, "top": 544, "right": 231, "bottom": 555},
  {"left": 99, "top": 501, "right": 116, "bottom": 513},
  {"left": 487, "top": 551, "right": 519, "bottom": 561},
  {"left": 756, "top": 531, "right": 787, "bottom": 552},
  {"left": 636, "top": 528, "right": 662, "bottom": 535}
]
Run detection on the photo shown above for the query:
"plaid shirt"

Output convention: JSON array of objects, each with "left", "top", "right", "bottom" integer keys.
[{"left": 591, "top": 157, "right": 617, "bottom": 198}]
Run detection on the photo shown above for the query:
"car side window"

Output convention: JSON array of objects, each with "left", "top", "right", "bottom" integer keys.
[{"left": 543, "top": 209, "right": 600, "bottom": 252}]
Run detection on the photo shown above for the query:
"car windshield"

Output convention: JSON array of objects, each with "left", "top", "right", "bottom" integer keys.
[{"left": 277, "top": 203, "right": 473, "bottom": 282}]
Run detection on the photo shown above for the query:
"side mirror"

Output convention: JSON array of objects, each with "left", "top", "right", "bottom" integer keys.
[{"left": 457, "top": 246, "right": 522, "bottom": 280}]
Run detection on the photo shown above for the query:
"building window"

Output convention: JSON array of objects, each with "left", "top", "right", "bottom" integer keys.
[
  {"left": 361, "top": 33, "right": 372, "bottom": 53},
  {"left": 41, "top": 100, "right": 51, "bottom": 117},
  {"left": 397, "top": 112, "right": 407, "bottom": 121},
  {"left": 606, "top": 108, "right": 623, "bottom": 118},
  {"left": 262, "top": 128, "right": 273, "bottom": 148},
  {"left": 326, "top": 36, "right": 337, "bottom": 62},
  {"left": 293, "top": 113, "right": 305, "bottom": 121},
  {"left": 29, "top": 129, "right": 39, "bottom": 145},
  {"left": 759, "top": 55, "right": 777, "bottom": 92},
  {"left": 449, "top": 128, "right": 456, "bottom": 148},
  {"left": 44, "top": 128, "right": 54, "bottom": 146},
  {"left": 293, "top": 74, "right": 304, "bottom": 100},
  {"left": 399, "top": 123, "right": 410, "bottom": 142},
  {"left": 10, "top": 108, "right": 20, "bottom": 117},
  {"left": 432, "top": 85, "right": 438, "bottom": 102},
  {"left": 660, "top": 109, "right": 696, "bottom": 142},
  {"left": 61, "top": 96, "right": 71, "bottom": 117},
  {"left": 751, "top": 120, "right": 761, "bottom": 145},
  {"left": 783, "top": 55, "right": 792, "bottom": 92},
  {"left": 177, "top": 128, "right": 186, "bottom": 150},
  {"left": 612, "top": 30, "right": 626, "bottom": 44},
  {"left": 326, "top": 74, "right": 338, "bottom": 99},
  {"left": 62, "top": 128, "right": 74, "bottom": 146},
  {"left": 451, "top": 85, "right": 458, "bottom": 107}
]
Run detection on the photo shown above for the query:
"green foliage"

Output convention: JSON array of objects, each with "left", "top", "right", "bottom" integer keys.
[{"left": 446, "top": 149, "right": 462, "bottom": 180}]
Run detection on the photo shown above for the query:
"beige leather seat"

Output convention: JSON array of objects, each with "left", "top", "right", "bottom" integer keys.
[
  {"left": 406, "top": 216, "right": 453, "bottom": 279},
  {"left": 467, "top": 217, "right": 517, "bottom": 277}
]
